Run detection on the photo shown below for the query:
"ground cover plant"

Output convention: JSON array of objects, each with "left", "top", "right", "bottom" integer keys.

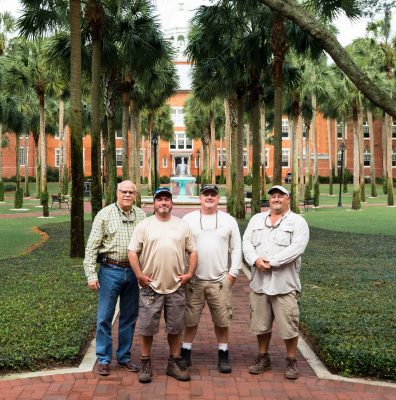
[
  {"left": 238, "top": 221, "right": 396, "bottom": 380},
  {"left": 0, "top": 222, "right": 97, "bottom": 372}
]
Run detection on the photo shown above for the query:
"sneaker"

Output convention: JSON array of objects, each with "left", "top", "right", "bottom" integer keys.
[
  {"left": 248, "top": 353, "right": 271, "bottom": 374},
  {"left": 218, "top": 349, "right": 232, "bottom": 373},
  {"left": 97, "top": 363, "right": 110, "bottom": 376},
  {"left": 118, "top": 360, "right": 140, "bottom": 372},
  {"left": 138, "top": 357, "right": 153, "bottom": 383},
  {"left": 180, "top": 347, "right": 192, "bottom": 368},
  {"left": 166, "top": 356, "right": 190, "bottom": 381},
  {"left": 285, "top": 357, "right": 299, "bottom": 379}
]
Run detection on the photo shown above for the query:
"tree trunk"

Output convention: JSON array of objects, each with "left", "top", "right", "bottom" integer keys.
[
  {"left": 23, "top": 133, "right": 29, "bottom": 197},
  {"left": 0, "top": 122, "right": 3, "bottom": 202},
  {"left": 14, "top": 133, "right": 22, "bottom": 208},
  {"left": 312, "top": 94, "right": 318, "bottom": 186},
  {"left": 34, "top": 135, "right": 41, "bottom": 199},
  {"left": 298, "top": 115, "right": 304, "bottom": 199},
  {"left": 249, "top": 93, "right": 261, "bottom": 216},
  {"left": 129, "top": 99, "right": 142, "bottom": 205},
  {"left": 357, "top": 109, "right": 365, "bottom": 202},
  {"left": 224, "top": 98, "right": 232, "bottom": 196},
  {"left": 58, "top": 98, "right": 65, "bottom": 194},
  {"left": 62, "top": 125, "right": 68, "bottom": 194},
  {"left": 227, "top": 94, "right": 238, "bottom": 214},
  {"left": 69, "top": 0, "right": 85, "bottom": 257},
  {"left": 326, "top": 117, "right": 333, "bottom": 195},
  {"left": 39, "top": 92, "right": 48, "bottom": 217},
  {"left": 304, "top": 120, "right": 311, "bottom": 200},
  {"left": 260, "top": 105, "right": 267, "bottom": 198},
  {"left": 257, "top": 0, "right": 396, "bottom": 117},
  {"left": 271, "top": 12, "right": 286, "bottom": 185},
  {"left": 90, "top": 24, "right": 103, "bottom": 220},
  {"left": 245, "top": 122, "right": 251, "bottom": 177},
  {"left": 290, "top": 99, "right": 299, "bottom": 213},
  {"left": 334, "top": 119, "right": 338, "bottom": 177},
  {"left": 121, "top": 90, "right": 129, "bottom": 180},
  {"left": 367, "top": 109, "right": 377, "bottom": 197},
  {"left": 209, "top": 110, "right": 216, "bottom": 184},
  {"left": 352, "top": 106, "right": 361, "bottom": 210},
  {"left": 381, "top": 118, "right": 387, "bottom": 194},
  {"left": 385, "top": 113, "right": 394, "bottom": 205}
]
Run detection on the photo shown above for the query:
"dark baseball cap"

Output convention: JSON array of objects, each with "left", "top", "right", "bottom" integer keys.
[
  {"left": 153, "top": 187, "right": 173, "bottom": 200},
  {"left": 200, "top": 184, "right": 219, "bottom": 195}
]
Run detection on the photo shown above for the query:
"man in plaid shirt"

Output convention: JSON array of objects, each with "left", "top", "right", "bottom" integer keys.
[{"left": 84, "top": 180, "right": 146, "bottom": 376}]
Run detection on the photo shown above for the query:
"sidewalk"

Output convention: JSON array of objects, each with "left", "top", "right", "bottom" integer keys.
[{"left": 1, "top": 274, "right": 395, "bottom": 399}]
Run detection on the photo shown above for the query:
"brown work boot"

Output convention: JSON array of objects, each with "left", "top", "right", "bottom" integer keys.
[
  {"left": 97, "top": 363, "right": 110, "bottom": 376},
  {"left": 248, "top": 353, "right": 271, "bottom": 374},
  {"left": 285, "top": 357, "right": 299, "bottom": 379},
  {"left": 138, "top": 357, "right": 152, "bottom": 383},
  {"left": 166, "top": 356, "right": 190, "bottom": 381}
]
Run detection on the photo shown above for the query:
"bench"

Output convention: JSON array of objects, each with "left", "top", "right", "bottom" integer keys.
[
  {"left": 302, "top": 198, "right": 315, "bottom": 211},
  {"left": 51, "top": 194, "right": 70, "bottom": 209}
]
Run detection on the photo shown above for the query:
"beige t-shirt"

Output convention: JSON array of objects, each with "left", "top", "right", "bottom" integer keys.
[{"left": 128, "top": 215, "right": 196, "bottom": 294}]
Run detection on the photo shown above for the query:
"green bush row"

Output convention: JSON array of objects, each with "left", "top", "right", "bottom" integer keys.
[{"left": 0, "top": 222, "right": 97, "bottom": 372}]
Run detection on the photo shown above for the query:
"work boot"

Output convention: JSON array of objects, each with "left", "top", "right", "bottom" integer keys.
[
  {"left": 166, "top": 356, "right": 190, "bottom": 381},
  {"left": 138, "top": 357, "right": 152, "bottom": 384},
  {"left": 218, "top": 349, "right": 232, "bottom": 373},
  {"left": 285, "top": 357, "right": 299, "bottom": 379},
  {"left": 248, "top": 353, "right": 271, "bottom": 374},
  {"left": 180, "top": 347, "right": 192, "bottom": 368}
]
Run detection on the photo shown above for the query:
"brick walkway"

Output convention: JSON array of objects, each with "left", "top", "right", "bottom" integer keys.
[{"left": 1, "top": 205, "right": 396, "bottom": 399}]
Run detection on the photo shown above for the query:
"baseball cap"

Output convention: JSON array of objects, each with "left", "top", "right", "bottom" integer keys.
[
  {"left": 200, "top": 184, "right": 219, "bottom": 195},
  {"left": 268, "top": 185, "right": 289, "bottom": 196},
  {"left": 153, "top": 187, "right": 173, "bottom": 200}
]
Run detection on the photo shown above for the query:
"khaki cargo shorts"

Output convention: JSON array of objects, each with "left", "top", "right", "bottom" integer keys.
[
  {"left": 249, "top": 290, "right": 299, "bottom": 340},
  {"left": 184, "top": 276, "right": 233, "bottom": 328},
  {"left": 138, "top": 286, "right": 186, "bottom": 336}
]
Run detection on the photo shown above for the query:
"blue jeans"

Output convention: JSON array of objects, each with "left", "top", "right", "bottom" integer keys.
[{"left": 96, "top": 264, "right": 139, "bottom": 365}]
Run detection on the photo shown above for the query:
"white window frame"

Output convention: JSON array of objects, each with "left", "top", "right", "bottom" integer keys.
[
  {"left": 162, "top": 157, "right": 168, "bottom": 168},
  {"left": 55, "top": 131, "right": 60, "bottom": 139},
  {"left": 115, "top": 130, "right": 122, "bottom": 139},
  {"left": 282, "top": 120, "right": 290, "bottom": 139},
  {"left": 243, "top": 150, "right": 248, "bottom": 168},
  {"left": 19, "top": 147, "right": 28, "bottom": 166},
  {"left": 140, "top": 149, "right": 144, "bottom": 168},
  {"left": 170, "top": 107, "right": 185, "bottom": 127},
  {"left": 363, "top": 149, "right": 370, "bottom": 166},
  {"left": 282, "top": 149, "right": 290, "bottom": 168},
  {"left": 169, "top": 132, "right": 192, "bottom": 150},
  {"left": 393, "top": 122, "right": 396, "bottom": 139},
  {"left": 217, "top": 148, "right": 226, "bottom": 168},
  {"left": 116, "top": 148, "right": 122, "bottom": 167},
  {"left": 363, "top": 122, "right": 369, "bottom": 139},
  {"left": 337, "top": 122, "right": 343, "bottom": 139},
  {"left": 392, "top": 150, "right": 396, "bottom": 167}
]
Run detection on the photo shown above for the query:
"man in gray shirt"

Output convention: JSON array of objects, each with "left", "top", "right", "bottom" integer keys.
[{"left": 243, "top": 185, "right": 309, "bottom": 379}]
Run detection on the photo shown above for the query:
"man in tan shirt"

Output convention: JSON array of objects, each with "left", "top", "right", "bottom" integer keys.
[{"left": 128, "top": 187, "right": 198, "bottom": 383}]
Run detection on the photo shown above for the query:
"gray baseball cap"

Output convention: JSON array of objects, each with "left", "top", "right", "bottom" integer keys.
[{"left": 268, "top": 185, "right": 289, "bottom": 196}]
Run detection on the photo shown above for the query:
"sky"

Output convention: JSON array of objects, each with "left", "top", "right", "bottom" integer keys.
[{"left": 0, "top": 0, "right": 392, "bottom": 48}]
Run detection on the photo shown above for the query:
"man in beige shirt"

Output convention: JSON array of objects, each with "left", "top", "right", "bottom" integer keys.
[{"left": 128, "top": 188, "right": 198, "bottom": 384}]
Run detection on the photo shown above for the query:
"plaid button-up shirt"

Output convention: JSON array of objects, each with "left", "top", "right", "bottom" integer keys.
[{"left": 84, "top": 202, "right": 146, "bottom": 282}]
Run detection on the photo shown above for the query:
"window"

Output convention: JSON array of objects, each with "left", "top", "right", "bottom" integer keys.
[
  {"left": 363, "top": 122, "right": 369, "bottom": 138},
  {"left": 393, "top": 122, "right": 396, "bottom": 139},
  {"left": 393, "top": 150, "right": 396, "bottom": 167},
  {"left": 162, "top": 157, "right": 168, "bottom": 168},
  {"left": 19, "top": 133, "right": 28, "bottom": 139},
  {"left": 171, "top": 108, "right": 185, "bottom": 127},
  {"left": 337, "top": 149, "right": 346, "bottom": 167},
  {"left": 115, "top": 130, "right": 122, "bottom": 139},
  {"left": 217, "top": 148, "right": 226, "bottom": 167},
  {"left": 116, "top": 149, "right": 122, "bottom": 167},
  {"left": 169, "top": 132, "right": 192, "bottom": 150},
  {"left": 282, "top": 149, "right": 290, "bottom": 167},
  {"left": 337, "top": 123, "right": 343, "bottom": 138},
  {"left": 363, "top": 150, "right": 370, "bottom": 166},
  {"left": 260, "top": 148, "right": 269, "bottom": 167},
  {"left": 243, "top": 150, "right": 248, "bottom": 168},
  {"left": 302, "top": 125, "right": 307, "bottom": 138},
  {"left": 140, "top": 149, "right": 144, "bottom": 168},
  {"left": 54, "top": 148, "right": 61, "bottom": 167},
  {"left": 55, "top": 131, "right": 60, "bottom": 139},
  {"left": 282, "top": 120, "right": 290, "bottom": 138},
  {"left": 19, "top": 147, "right": 28, "bottom": 166}
]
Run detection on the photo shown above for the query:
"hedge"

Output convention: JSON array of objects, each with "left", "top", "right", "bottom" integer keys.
[{"left": 0, "top": 222, "right": 97, "bottom": 372}]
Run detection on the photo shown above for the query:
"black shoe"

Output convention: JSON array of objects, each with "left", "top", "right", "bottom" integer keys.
[
  {"left": 218, "top": 349, "right": 232, "bottom": 373},
  {"left": 180, "top": 347, "right": 192, "bottom": 368}
]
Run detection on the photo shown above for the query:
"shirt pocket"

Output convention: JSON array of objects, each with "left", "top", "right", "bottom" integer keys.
[
  {"left": 252, "top": 228, "right": 264, "bottom": 248},
  {"left": 274, "top": 224, "right": 293, "bottom": 246}
]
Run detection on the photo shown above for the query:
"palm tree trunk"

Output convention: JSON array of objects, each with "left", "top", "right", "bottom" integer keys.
[
  {"left": 290, "top": 99, "right": 299, "bottom": 213},
  {"left": 298, "top": 115, "right": 304, "bottom": 199},
  {"left": 62, "top": 125, "right": 68, "bottom": 194},
  {"left": 0, "top": 122, "right": 3, "bottom": 202},
  {"left": 312, "top": 94, "right": 318, "bottom": 186},
  {"left": 304, "top": 121, "right": 311, "bottom": 200},
  {"left": 147, "top": 114, "right": 153, "bottom": 193},
  {"left": 357, "top": 109, "right": 365, "bottom": 202},
  {"left": 69, "top": 0, "right": 85, "bottom": 257},
  {"left": 121, "top": 91, "right": 129, "bottom": 180},
  {"left": 327, "top": 117, "right": 333, "bottom": 195},
  {"left": 352, "top": 106, "right": 361, "bottom": 210},
  {"left": 227, "top": 93, "right": 239, "bottom": 215},
  {"left": 14, "top": 133, "right": 22, "bottom": 208},
  {"left": 246, "top": 122, "right": 251, "bottom": 177},
  {"left": 224, "top": 98, "right": 232, "bottom": 196},
  {"left": 58, "top": 98, "right": 64, "bottom": 194},
  {"left": 235, "top": 92, "right": 246, "bottom": 219},
  {"left": 271, "top": 12, "right": 286, "bottom": 185},
  {"left": 381, "top": 118, "right": 387, "bottom": 194},
  {"left": 23, "top": 133, "right": 29, "bottom": 197},
  {"left": 90, "top": 28, "right": 103, "bottom": 220},
  {"left": 210, "top": 110, "right": 216, "bottom": 184},
  {"left": 260, "top": 105, "right": 267, "bottom": 198},
  {"left": 34, "top": 135, "right": 41, "bottom": 199},
  {"left": 367, "top": 109, "right": 377, "bottom": 197},
  {"left": 129, "top": 99, "right": 141, "bottom": 205},
  {"left": 249, "top": 93, "right": 261, "bottom": 216},
  {"left": 334, "top": 120, "right": 338, "bottom": 177},
  {"left": 385, "top": 113, "right": 394, "bottom": 205},
  {"left": 39, "top": 92, "right": 48, "bottom": 217}
]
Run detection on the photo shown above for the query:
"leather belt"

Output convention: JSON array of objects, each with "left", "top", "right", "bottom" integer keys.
[{"left": 103, "top": 256, "right": 130, "bottom": 268}]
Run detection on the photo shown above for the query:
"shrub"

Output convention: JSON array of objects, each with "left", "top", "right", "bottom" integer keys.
[
  {"left": 244, "top": 174, "right": 253, "bottom": 185},
  {"left": 160, "top": 175, "right": 170, "bottom": 184},
  {"left": 46, "top": 166, "right": 59, "bottom": 182},
  {"left": 0, "top": 181, "right": 4, "bottom": 201},
  {"left": 14, "top": 187, "right": 24, "bottom": 208}
]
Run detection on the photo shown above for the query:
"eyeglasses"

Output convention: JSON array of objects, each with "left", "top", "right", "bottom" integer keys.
[
  {"left": 118, "top": 190, "right": 136, "bottom": 195},
  {"left": 264, "top": 214, "right": 285, "bottom": 229},
  {"left": 200, "top": 211, "right": 218, "bottom": 231}
]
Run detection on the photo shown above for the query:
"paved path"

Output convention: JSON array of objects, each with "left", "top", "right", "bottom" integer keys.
[{"left": 1, "top": 274, "right": 395, "bottom": 399}]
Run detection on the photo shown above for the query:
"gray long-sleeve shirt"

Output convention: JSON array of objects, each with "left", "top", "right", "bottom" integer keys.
[{"left": 242, "top": 210, "right": 309, "bottom": 295}]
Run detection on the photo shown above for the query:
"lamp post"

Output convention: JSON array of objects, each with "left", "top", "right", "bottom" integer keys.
[
  {"left": 196, "top": 149, "right": 200, "bottom": 195},
  {"left": 151, "top": 133, "right": 159, "bottom": 190},
  {"left": 337, "top": 142, "right": 346, "bottom": 207}
]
